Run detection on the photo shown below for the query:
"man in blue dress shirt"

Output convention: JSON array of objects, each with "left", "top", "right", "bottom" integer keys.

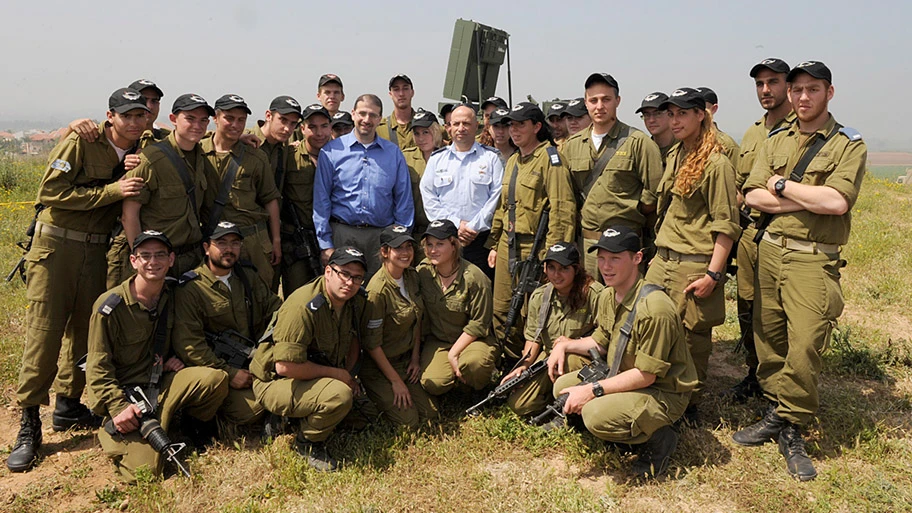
[
  {"left": 420, "top": 104, "right": 504, "bottom": 281},
  {"left": 313, "top": 94, "right": 414, "bottom": 277}
]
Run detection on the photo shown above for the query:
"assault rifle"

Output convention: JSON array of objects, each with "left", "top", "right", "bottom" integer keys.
[
  {"left": 530, "top": 348, "right": 608, "bottom": 427},
  {"left": 205, "top": 329, "right": 255, "bottom": 370},
  {"left": 6, "top": 205, "right": 44, "bottom": 284},
  {"left": 283, "top": 202, "right": 323, "bottom": 277},
  {"left": 465, "top": 358, "right": 548, "bottom": 416},
  {"left": 501, "top": 209, "right": 550, "bottom": 346}
]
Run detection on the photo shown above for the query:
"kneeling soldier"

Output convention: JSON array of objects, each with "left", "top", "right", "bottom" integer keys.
[{"left": 86, "top": 231, "right": 228, "bottom": 482}]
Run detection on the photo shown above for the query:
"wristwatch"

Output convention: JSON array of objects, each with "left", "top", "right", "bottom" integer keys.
[
  {"left": 706, "top": 269, "right": 723, "bottom": 282},
  {"left": 774, "top": 177, "right": 788, "bottom": 197},
  {"left": 592, "top": 382, "right": 605, "bottom": 397}
]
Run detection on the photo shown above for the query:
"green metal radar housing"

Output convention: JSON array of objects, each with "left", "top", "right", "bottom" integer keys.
[{"left": 443, "top": 19, "right": 510, "bottom": 105}]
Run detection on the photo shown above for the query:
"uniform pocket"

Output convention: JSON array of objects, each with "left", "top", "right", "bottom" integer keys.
[
  {"left": 157, "top": 184, "right": 189, "bottom": 215},
  {"left": 767, "top": 154, "right": 789, "bottom": 174},
  {"left": 681, "top": 273, "right": 726, "bottom": 332}
]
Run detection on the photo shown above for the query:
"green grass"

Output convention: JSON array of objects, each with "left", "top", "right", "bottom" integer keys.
[{"left": 868, "top": 165, "right": 909, "bottom": 181}]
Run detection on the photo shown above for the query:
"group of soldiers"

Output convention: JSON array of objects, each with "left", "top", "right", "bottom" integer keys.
[{"left": 5, "top": 58, "right": 865, "bottom": 483}]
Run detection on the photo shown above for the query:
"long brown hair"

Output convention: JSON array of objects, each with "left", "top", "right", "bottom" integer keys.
[
  {"left": 567, "top": 264, "right": 595, "bottom": 311},
  {"left": 673, "top": 108, "right": 722, "bottom": 197}
]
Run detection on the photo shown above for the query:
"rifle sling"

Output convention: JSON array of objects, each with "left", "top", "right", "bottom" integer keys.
[
  {"left": 206, "top": 144, "right": 245, "bottom": 237},
  {"left": 154, "top": 142, "right": 200, "bottom": 225},
  {"left": 148, "top": 292, "right": 170, "bottom": 393},
  {"left": 233, "top": 264, "right": 256, "bottom": 339},
  {"left": 387, "top": 114, "right": 399, "bottom": 147},
  {"left": 581, "top": 125, "right": 631, "bottom": 200},
  {"left": 607, "top": 283, "right": 664, "bottom": 378},
  {"left": 506, "top": 162, "right": 520, "bottom": 269},
  {"left": 531, "top": 283, "right": 554, "bottom": 344}
]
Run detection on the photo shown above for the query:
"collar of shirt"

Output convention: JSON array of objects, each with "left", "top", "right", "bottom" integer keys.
[
  {"left": 445, "top": 141, "right": 480, "bottom": 160},
  {"left": 199, "top": 135, "right": 245, "bottom": 157},
  {"left": 609, "top": 277, "right": 646, "bottom": 317},
  {"left": 122, "top": 276, "right": 169, "bottom": 313},
  {"left": 198, "top": 264, "right": 236, "bottom": 293},
  {"left": 341, "top": 131, "right": 382, "bottom": 150}
]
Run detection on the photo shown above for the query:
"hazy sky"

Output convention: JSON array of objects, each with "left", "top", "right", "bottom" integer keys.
[{"left": 1, "top": 0, "right": 908, "bottom": 149}]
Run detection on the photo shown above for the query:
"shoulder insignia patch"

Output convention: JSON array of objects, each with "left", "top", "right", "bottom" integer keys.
[
  {"left": 50, "top": 159, "right": 72, "bottom": 173},
  {"left": 480, "top": 144, "right": 500, "bottom": 154},
  {"left": 367, "top": 319, "right": 383, "bottom": 329},
  {"left": 768, "top": 126, "right": 789, "bottom": 138},
  {"left": 98, "top": 293, "right": 123, "bottom": 316},
  {"left": 546, "top": 146, "right": 561, "bottom": 166},
  {"left": 430, "top": 146, "right": 448, "bottom": 156},
  {"left": 839, "top": 127, "right": 862, "bottom": 141},
  {"left": 178, "top": 270, "right": 199, "bottom": 286},
  {"left": 307, "top": 293, "right": 327, "bottom": 312}
]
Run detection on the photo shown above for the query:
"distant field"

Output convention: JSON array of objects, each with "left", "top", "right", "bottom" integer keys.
[{"left": 868, "top": 152, "right": 912, "bottom": 166}]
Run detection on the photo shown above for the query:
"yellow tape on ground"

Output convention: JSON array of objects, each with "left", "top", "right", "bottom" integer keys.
[{"left": 0, "top": 202, "right": 33, "bottom": 207}]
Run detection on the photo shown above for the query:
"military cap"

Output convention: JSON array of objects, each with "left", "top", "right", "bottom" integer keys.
[
  {"left": 210, "top": 221, "right": 243, "bottom": 240},
  {"left": 132, "top": 230, "right": 172, "bottom": 251},
  {"left": 584, "top": 72, "right": 620, "bottom": 92},
  {"left": 547, "top": 102, "right": 568, "bottom": 119},
  {"left": 172, "top": 93, "right": 215, "bottom": 116},
  {"left": 562, "top": 98, "right": 588, "bottom": 118},
  {"left": 109, "top": 88, "right": 151, "bottom": 114},
  {"left": 214, "top": 94, "right": 252, "bottom": 114},
  {"left": 635, "top": 92, "right": 669, "bottom": 114},
  {"left": 750, "top": 58, "right": 790, "bottom": 78},
  {"left": 331, "top": 111, "right": 354, "bottom": 128},
  {"left": 380, "top": 224, "right": 416, "bottom": 248},
  {"left": 328, "top": 246, "right": 367, "bottom": 268},
  {"left": 489, "top": 107, "right": 511, "bottom": 125},
  {"left": 587, "top": 226, "right": 641, "bottom": 254},
  {"left": 422, "top": 219, "right": 459, "bottom": 240},
  {"left": 301, "top": 103, "right": 331, "bottom": 121},
  {"left": 389, "top": 74, "right": 413, "bottom": 89},
  {"left": 543, "top": 242, "right": 580, "bottom": 267},
  {"left": 268, "top": 96, "right": 303, "bottom": 117},
  {"left": 128, "top": 79, "right": 164, "bottom": 98},
  {"left": 505, "top": 102, "right": 546, "bottom": 123},
  {"left": 787, "top": 61, "right": 832, "bottom": 83},
  {"left": 318, "top": 74, "right": 343, "bottom": 88},
  {"left": 696, "top": 87, "right": 718, "bottom": 105},
  {"left": 411, "top": 109, "right": 438, "bottom": 129},
  {"left": 659, "top": 88, "right": 704, "bottom": 111},
  {"left": 480, "top": 96, "right": 508, "bottom": 110},
  {"left": 439, "top": 103, "right": 456, "bottom": 119}
]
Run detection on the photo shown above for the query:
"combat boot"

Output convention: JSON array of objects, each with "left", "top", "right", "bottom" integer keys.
[
  {"left": 294, "top": 435, "right": 339, "bottom": 472},
  {"left": 6, "top": 406, "right": 42, "bottom": 472},
  {"left": 723, "top": 372, "right": 763, "bottom": 404},
  {"left": 778, "top": 423, "right": 817, "bottom": 481},
  {"left": 631, "top": 425, "right": 679, "bottom": 479},
  {"left": 52, "top": 395, "right": 102, "bottom": 431},
  {"left": 732, "top": 406, "right": 787, "bottom": 446}
]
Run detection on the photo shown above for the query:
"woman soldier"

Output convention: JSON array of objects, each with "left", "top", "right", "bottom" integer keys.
[
  {"left": 402, "top": 109, "right": 443, "bottom": 262},
  {"left": 486, "top": 102, "right": 578, "bottom": 367},
  {"left": 487, "top": 108, "right": 517, "bottom": 164},
  {"left": 417, "top": 219, "right": 498, "bottom": 396},
  {"left": 645, "top": 88, "right": 741, "bottom": 421},
  {"left": 361, "top": 225, "right": 438, "bottom": 428},
  {"left": 501, "top": 242, "right": 603, "bottom": 416}
]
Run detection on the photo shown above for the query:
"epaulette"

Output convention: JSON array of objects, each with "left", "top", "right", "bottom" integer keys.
[
  {"left": 768, "top": 126, "right": 789, "bottom": 138},
  {"left": 178, "top": 270, "right": 199, "bottom": 286},
  {"left": 307, "top": 293, "right": 327, "bottom": 312},
  {"left": 164, "top": 276, "right": 178, "bottom": 286},
  {"left": 430, "top": 146, "right": 448, "bottom": 156},
  {"left": 480, "top": 144, "right": 499, "bottom": 154},
  {"left": 839, "top": 127, "right": 862, "bottom": 141},
  {"left": 97, "top": 293, "right": 123, "bottom": 316},
  {"left": 546, "top": 146, "right": 561, "bottom": 166}
]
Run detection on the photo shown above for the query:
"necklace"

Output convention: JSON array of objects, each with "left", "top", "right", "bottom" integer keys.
[{"left": 437, "top": 263, "right": 459, "bottom": 279}]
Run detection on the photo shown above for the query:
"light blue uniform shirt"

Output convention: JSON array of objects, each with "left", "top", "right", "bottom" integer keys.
[
  {"left": 313, "top": 132, "right": 414, "bottom": 249},
  {"left": 420, "top": 142, "right": 504, "bottom": 232}
]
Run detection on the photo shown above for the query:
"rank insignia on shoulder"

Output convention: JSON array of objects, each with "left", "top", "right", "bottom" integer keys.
[
  {"left": 367, "top": 319, "right": 383, "bottom": 329},
  {"left": 839, "top": 127, "right": 862, "bottom": 141},
  {"left": 98, "top": 293, "right": 123, "bottom": 316},
  {"left": 546, "top": 146, "right": 561, "bottom": 166},
  {"left": 178, "top": 270, "right": 199, "bottom": 285},
  {"left": 430, "top": 147, "right": 448, "bottom": 156},
  {"left": 768, "top": 126, "right": 789, "bottom": 138},
  {"left": 51, "top": 159, "right": 72, "bottom": 173},
  {"left": 307, "top": 293, "right": 327, "bottom": 312}
]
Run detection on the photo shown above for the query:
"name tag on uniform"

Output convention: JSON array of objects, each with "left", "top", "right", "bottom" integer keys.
[{"left": 434, "top": 174, "right": 454, "bottom": 187}]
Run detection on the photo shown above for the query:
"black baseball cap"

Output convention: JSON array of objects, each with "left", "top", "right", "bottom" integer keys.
[
  {"left": 380, "top": 224, "right": 415, "bottom": 248},
  {"left": 268, "top": 96, "right": 303, "bottom": 117},
  {"left": 750, "top": 58, "right": 790, "bottom": 78},
  {"left": 301, "top": 103, "right": 330, "bottom": 121},
  {"left": 172, "top": 93, "right": 215, "bottom": 116},
  {"left": 489, "top": 107, "right": 511, "bottom": 125},
  {"left": 331, "top": 111, "right": 354, "bottom": 128},
  {"left": 439, "top": 103, "right": 456, "bottom": 119},
  {"left": 505, "top": 102, "right": 546, "bottom": 123},
  {"left": 318, "top": 74, "right": 343, "bottom": 89},
  {"left": 109, "top": 88, "right": 151, "bottom": 114},
  {"left": 214, "top": 94, "right": 252, "bottom": 114},
  {"left": 128, "top": 79, "right": 164, "bottom": 98},
  {"left": 547, "top": 102, "right": 567, "bottom": 119},
  {"left": 132, "top": 230, "right": 172, "bottom": 252},
  {"left": 584, "top": 73, "right": 620, "bottom": 92},
  {"left": 480, "top": 96, "right": 508, "bottom": 110},
  {"left": 209, "top": 221, "right": 244, "bottom": 240},
  {"left": 389, "top": 74, "right": 413, "bottom": 89},
  {"left": 328, "top": 246, "right": 367, "bottom": 268},
  {"left": 411, "top": 109, "right": 438, "bottom": 128},
  {"left": 422, "top": 219, "right": 458, "bottom": 240},
  {"left": 659, "top": 88, "right": 705, "bottom": 111},
  {"left": 787, "top": 61, "right": 832, "bottom": 84},
  {"left": 696, "top": 87, "right": 718, "bottom": 105},
  {"left": 635, "top": 92, "right": 669, "bottom": 114},
  {"left": 543, "top": 242, "right": 581, "bottom": 267},
  {"left": 587, "top": 226, "right": 641, "bottom": 254},
  {"left": 562, "top": 98, "right": 588, "bottom": 118}
]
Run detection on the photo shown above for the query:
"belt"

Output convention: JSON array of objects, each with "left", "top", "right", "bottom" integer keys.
[
  {"left": 330, "top": 216, "right": 376, "bottom": 229},
  {"left": 35, "top": 221, "right": 108, "bottom": 244},
  {"left": 761, "top": 232, "right": 840, "bottom": 255},
  {"left": 656, "top": 247, "right": 712, "bottom": 263},
  {"left": 239, "top": 220, "right": 268, "bottom": 237},
  {"left": 582, "top": 229, "right": 602, "bottom": 241}
]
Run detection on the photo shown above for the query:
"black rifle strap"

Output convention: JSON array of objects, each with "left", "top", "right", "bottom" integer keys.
[
  {"left": 788, "top": 123, "right": 843, "bottom": 183},
  {"left": 582, "top": 125, "right": 631, "bottom": 199},
  {"left": 506, "top": 162, "right": 520, "bottom": 269},
  {"left": 154, "top": 142, "right": 200, "bottom": 223},
  {"left": 387, "top": 114, "right": 399, "bottom": 147},
  {"left": 148, "top": 289, "right": 171, "bottom": 389},
  {"left": 608, "top": 283, "right": 664, "bottom": 378},
  {"left": 206, "top": 143, "right": 245, "bottom": 236},
  {"left": 531, "top": 283, "right": 554, "bottom": 343},
  {"left": 274, "top": 145, "right": 286, "bottom": 193},
  {"left": 233, "top": 264, "right": 256, "bottom": 339}
]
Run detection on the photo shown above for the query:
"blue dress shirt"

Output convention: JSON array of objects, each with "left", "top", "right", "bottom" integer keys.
[{"left": 420, "top": 142, "right": 504, "bottom": 232}]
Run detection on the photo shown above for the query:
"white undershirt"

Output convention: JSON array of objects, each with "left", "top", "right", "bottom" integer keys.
[
  {"left": 395, "top": 276, "right": 409, "bottom": 300},
  {"left": 216, "top": 272, "right": 232, "bottom": 291},
  {"left": 591, "top": 131, "right": 608, "bottom": 151},
  {"left": 108, "top": 138, "right": 130, "bottom": 161}
]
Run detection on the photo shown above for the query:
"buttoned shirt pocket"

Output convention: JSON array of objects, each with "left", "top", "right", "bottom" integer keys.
[
  {"left": 434, "top": 172, "right": 454, "bottom": 189},
  {"left": 115, "top": 328, "right": 152, "bottom": 369},
  {"left": 804, "top": 156, "right": 836, "bottom": 186},
  {"left": 768, "top": 154, "right": 789, "bottom": 175},
  {"left": 230, "top": 173, "right": 258, "bottom": 213},
  {"left": 157, "top": 184, "right": 190, "bottom": 216},
  {"left": 84, "top": 163, "right": 114, "bottom": 182},
  {"left": 604, "top": 155, "right": 637, "bottom": 194}
]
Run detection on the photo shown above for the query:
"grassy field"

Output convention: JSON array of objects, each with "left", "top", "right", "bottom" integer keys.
[{"left": 0, "top": 155, "right": 910, "bottom": 512}]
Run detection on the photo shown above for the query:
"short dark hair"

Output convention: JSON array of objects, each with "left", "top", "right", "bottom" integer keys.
[{"left": 354, "top": 94, "right": 383, "bottom": 116}]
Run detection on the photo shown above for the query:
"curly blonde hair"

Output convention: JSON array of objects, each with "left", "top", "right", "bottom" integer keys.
[{"left": 674, "top": 109, "right": 722, "bottom": 197}]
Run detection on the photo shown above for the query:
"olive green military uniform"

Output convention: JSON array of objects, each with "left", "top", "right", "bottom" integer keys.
[
  {"left": 487, "top": 141, "right": 577, "bottom": 360},
  {"left": 654, "top": 138, "right": 676, "bottom": 167},
  {"left": 18, "top": 124, "right": 130, "bottom": 410},
  {"left": 361, "top": 266, "right": 438, "bottom": 427},
  {"left": 376, "top": 112, "right": 416, "bottom": 151},
  {"left": 200, "top": 136, "right": 281, "bottom": 286},
  {"left": 715, "top": 125, "right": 741, "bottom": 170},
  {"left": 645, "top": 147, "right": 740, "bottom": 404},
  {"left": 401, "top": 147, "right": 430, "bottom": 261},
  {"left": 277, "top": 144, "right": 322, "bottom": 296},
  {"left": 743, "top": 115, "right": 865, "bottom": 426},
  {"left": 566, "top": 123, "right": 663, "bottom": 278},
  {"left": 172, "top": 263, "right": 282, "bottom": 425},
  {"left": 249, "top": 276, "right": 375, "bottom": 442},
  {"left": 86, "top": 278, "right": 228, "bottom": 482},
  {"left": 553, "top": 279, "right": 697, "bottom": 444},
  {"left": 506, "top": 281, "right": 603, "bottom": 416},
  {"left": 416, "top": 258, "right": 499, "bottom": 395}
]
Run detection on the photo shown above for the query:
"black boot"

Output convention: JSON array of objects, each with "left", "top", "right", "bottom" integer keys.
[
  {"left": 6, "top": 406, "right": 42, "bottom": 472},
  {"left": 294, "top": 435, "right": 339, "bottom": 472},
  {"left": 732, "top": 406, "right": 787, "bottom": 446},
  {"left": 723, "top": 372, "right": 763, "bottom": 404},
  {"left": 52, "top": 395, "right": 102, "bottom": 431},
  {"left": 631, "top": 425, "right": 679, "bottom": 479},
  {"left": 262, "top": 413, "right": 291, "bottom": 443},
  {"left": 181, "top": 415, "right": 217, "bottom": 452},
  {"left": 778, "top": 424, "right": 817, "bottom": 481}
]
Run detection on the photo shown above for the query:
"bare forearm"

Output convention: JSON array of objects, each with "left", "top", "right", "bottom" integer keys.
[{"left": 275, "top": 360, "right": 345, "bottom": 381}]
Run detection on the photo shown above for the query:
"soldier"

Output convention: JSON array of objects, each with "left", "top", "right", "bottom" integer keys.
[
  {"left": 696, "top": 87, "right": 741, "bottom": 167},
  {"left": 421, "top": 104, "right": 504, "bottom": 282},
  {"left": 249, "top": 246, "right": 375, "bottom": 471},
  {"left": 478, "top": 96, "right": 509, "bottom": 145},
  {"left": 566, "top": 73, "right": 664, "bottom": 279},
  {"left": 331, "top": 111, "right": 354, "bottom": 139},
  {"left": 200, "top": 94, "right": 282, "bottom": 286},
  {"left": 361, "top": 225, "right": 438, "bottom": 427},
  {"left": 86, "top": 231, "right": 228, "bottom": 482},
  {"left": 7, "top": 88, "right": 149, "bottom": 473},
  {"left": 486, "top": 107, "right": 517, "bottom": 164},
  {"left": 562, "top": 98, "right": 591, "bottom": 136},
  {"left": 65, "top": 79, "right": 167, "bottom": 143},
  {"left": 119, "top": 93, "right": 220, "bottom": 278},
  {"left": 546, "top": 102, "right": 569, "bottom": 148},
  {"left": 250, "top": 95, "right": 304, "bottom": 198},
  {"left": 439, "top": 103, "right": 456, "bottom": 142},
  {"left": 486, "top": 102, "right": 577, "bottom": 364},
  {"left": 727, "top": 58, "right": 796, "bottom": 402},
  {"left": 635, "top": 92, "right": 675, "bottom": 164},
  {"left": 552, "top": 227, "right": 697, "bottom": 479},
  {"left": 172, "top": 222, "right": 282, "bottom": 428},
  {"left": 734, "top": 61, "right": 866, "bottom": 481},
  {"left": 376, "top": 74, "right": 417, "bottom": 150},
  {"left": 316, "top": 74, "right": 345, "bottom": 116}
]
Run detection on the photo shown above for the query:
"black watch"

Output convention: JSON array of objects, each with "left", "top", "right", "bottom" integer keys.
[
  {"left": 774, "top": 177, "right": 788, "bottom": 197},
  {"left": 706, "top": 269, "right": 723, "bottom": 282},
  {"left": 592, "top": 382, "right": 605, "bottom": 397}
]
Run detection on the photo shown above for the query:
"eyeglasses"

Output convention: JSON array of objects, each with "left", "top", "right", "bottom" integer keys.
[
  {"left": 329, "top": 265, "right": 365, "bottom": 285},
  {"left": 640, "top": 111, "right": 670, "bottom": 120},
  {"left": 213, "top": 240, "right": 243, "bottom": 250},
  {"left": 135, "top": 251, "right": 170, "bottom": 262}
]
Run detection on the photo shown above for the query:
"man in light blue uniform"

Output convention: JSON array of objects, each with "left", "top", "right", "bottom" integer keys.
[
  {"left": 313, "top": 94, "right": 414, "bottom": 278},
  {"left": 420, "top": 104, "right": 503, "bottom": 280}
]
